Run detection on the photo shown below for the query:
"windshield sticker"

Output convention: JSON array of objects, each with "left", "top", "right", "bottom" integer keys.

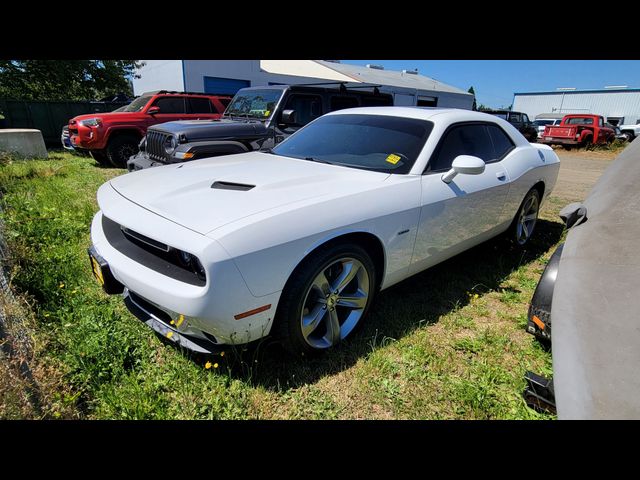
[
  {"left": 264, "top": 110, "right": 271, "bottom": 117},
  {"left": 386, "top": 154, "right": 401, "bottom": 165}
]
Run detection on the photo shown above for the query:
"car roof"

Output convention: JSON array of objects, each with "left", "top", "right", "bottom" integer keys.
[{"left": 325, "top": 106, "right": 509, "bottom": 123}]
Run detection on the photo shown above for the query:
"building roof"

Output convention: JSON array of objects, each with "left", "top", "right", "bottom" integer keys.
[
  {"left": 515, "top": 88, "right": 640, "bottom": 96},
  {"left": 315, "top": 61, "right": 471, "bottom": 96}
]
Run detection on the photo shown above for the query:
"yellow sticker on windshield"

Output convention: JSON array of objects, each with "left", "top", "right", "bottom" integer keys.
[
  {"left": 386, "top": 154, "right": 401, "bottom": 165},
  {"left": 264, "top": 110, "right": 271, "bottom": 116}
]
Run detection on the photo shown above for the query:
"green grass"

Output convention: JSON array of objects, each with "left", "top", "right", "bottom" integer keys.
[{"left": 0, "top": 151, "right": 568, "bottom": 419}]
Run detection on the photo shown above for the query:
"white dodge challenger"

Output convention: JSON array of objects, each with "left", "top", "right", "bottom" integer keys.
[{"left": 89, "top": 107, "right": 560, "bottom": 356}]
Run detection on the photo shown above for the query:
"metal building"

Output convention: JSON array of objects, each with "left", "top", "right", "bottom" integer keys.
[
  {"left": 513, "top": 88, "right": 640, "bottom": 126},
  {"left": 132, "top": 60, "right": 474, "bottom": 109}
]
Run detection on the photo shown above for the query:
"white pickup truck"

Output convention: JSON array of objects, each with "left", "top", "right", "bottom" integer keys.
[{"left": 619, "top": 123, "right": 640, "bottom": 141}]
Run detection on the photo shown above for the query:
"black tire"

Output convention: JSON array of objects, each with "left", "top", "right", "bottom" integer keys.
[
  {"left": 106, "top": 135, "right": 140, "bottom": 168},
  {"left": 90, "top": 150, "right": 110, "bottom": 166},
  {"left": 508, "top": 188, "right": 541, "bottom": 246},
  {"left": 562, "top": 145, "right": 572, "bottom": 151},
  {"left": 274, "top": 242, "right": 377, "bottom": 357},
  {"left": 580, "top": 135, "right": 593, "bottom": 150}
]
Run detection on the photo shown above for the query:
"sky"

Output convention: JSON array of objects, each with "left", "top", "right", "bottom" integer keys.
[{"left": 342, "top": 60, "right": 640, "bottom": 109}]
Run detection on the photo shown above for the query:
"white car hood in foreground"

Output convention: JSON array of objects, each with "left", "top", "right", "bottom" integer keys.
[{"left": 109, "top": 151, "right": 390, "bottom": 235}]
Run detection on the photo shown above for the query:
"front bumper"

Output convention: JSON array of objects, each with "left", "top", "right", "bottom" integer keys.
[
  {"left": 127, "top": 151, "right": 166, "bottom": 172},
  {"left": 90, "top": 183, "right": 281, "bottom": 347}
]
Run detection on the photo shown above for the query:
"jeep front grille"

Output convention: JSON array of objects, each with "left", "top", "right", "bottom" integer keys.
[{"left": 146, "top": 130, "right": 172, "bottom": 162}]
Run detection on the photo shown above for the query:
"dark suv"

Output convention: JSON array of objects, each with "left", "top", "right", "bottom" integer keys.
[
  {"left": 484, "top": 110, "right": 538, "bottom": 142},
  {"left": 127, "top": 84, "right": 394, "bottom": 171}
]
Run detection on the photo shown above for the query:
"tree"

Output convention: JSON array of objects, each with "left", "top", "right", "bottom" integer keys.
[
  {"left": 468, "top": 86, "right": 477, "bottom": 111},
  {"left": 0, "top": 60, "right": 143, "bottom": 101}
]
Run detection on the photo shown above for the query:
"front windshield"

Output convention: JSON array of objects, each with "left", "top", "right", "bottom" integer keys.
[
  {"left": 272, "top": 114, "right": 434, "bottom": 174},
  {"left": 121, "top": 96, "right": 151, "bottom": 112},
  {"left": 533, "top": 119, "right": 555, "bottom": 127},
  {"left": 489, "top": 112, "right": 508, "bottom": 120},
  {"left": 225, "top": 89, "right": 283, "bottom": 119}
]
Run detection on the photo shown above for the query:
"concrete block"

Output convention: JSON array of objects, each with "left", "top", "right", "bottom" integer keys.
[{"left": 0, "top": 129, "right": 48, "bottom": 159}]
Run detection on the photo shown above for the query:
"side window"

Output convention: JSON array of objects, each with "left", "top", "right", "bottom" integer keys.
[
  {"left": 153, "top": 97, "right": 187, "bottom": 114},
  {"left": 330, "top": 95, "right": 359, "bottom": 111},
  {"left": 598, "top": 117, "right": 604, "bottom": 127},
  {"left": 188, "top": 97, "right": 213, "bottom": 114},
  {"left": 219, "top": 98, "right": 231, "bottom": 108},
  {"left": 508, "top": 112, "right": 522, "bottom": 123},
  {"left": 522, "top": 114, "right": 530, "bottom": 123},
  {"left": 427, "top": 124, "right": 494, "bottom": 172},
  {"left": 486, "top": 124, "right": 515, "bottom": 161},
  {"left": 283, "top": 94, "right": 323, "bottom": 126},
  {"left": 361, "top": 95, "right": 393, "bottom": 107}
]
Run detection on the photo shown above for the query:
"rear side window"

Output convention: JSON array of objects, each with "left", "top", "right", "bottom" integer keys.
[
  {"left": 188, "top": 97, "right": 213, "bottom": 114},
  {"left": 283, "top": 94, "right": 323, "bottom": 126},
  {"left": 219, "top": 98, "right": 231, "bottom": 108},
  {"left": 427, "top": 124, "right": 495, "bottom": 172},
  {"left": 487, "top": 125, "right": 515, "bottom": 161},
  {"left": 330, "top": 96, "right": 359, "bottom": 111},
  {"left": 360, "top": 95, "right": 393, "bottom": 107},
  {"left": 153, "top": 97, "right": 186, "bottom": 114}
]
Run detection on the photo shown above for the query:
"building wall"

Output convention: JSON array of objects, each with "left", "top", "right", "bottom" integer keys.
[
  {"left": 513, "top": 91, "right": 640, "bottom": 125},
  {"left": 131, "top": 60, "right": 184, "bottom": 95},
  {"left": 183, "top": 60, "right": 331, "bottom": 93}
]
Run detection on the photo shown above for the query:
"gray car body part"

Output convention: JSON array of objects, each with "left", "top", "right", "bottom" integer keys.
[{"left": 552, "top": 138, "right": 640, "bottom": 419}]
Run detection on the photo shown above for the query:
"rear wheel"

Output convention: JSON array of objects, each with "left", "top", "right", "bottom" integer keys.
[
  {"left": 562, "top": 145, "right": 572, "bottom": 151},
  {"left": 509, "top": 188, "right": 540, "bottom": 246},
  {"left": 275, "top": 243, "right": 376, "bottom": 357},
  {"left": 106, "top": 135, "right": 140, "bottom": 168},
  {"left": 90, "top": 150, "right": 110, "bottom": 166},
  {"left": 580, "top": 136, "right": 593, "bottom": 150}
]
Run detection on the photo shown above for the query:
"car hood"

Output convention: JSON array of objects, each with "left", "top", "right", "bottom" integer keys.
[
  {"left": 70, "top": 111, "right": 146, "bottom": 124},
  {"left": 151, "top": 118, "right": 268, "bottom": 141},
  {"left": 109, "top": 151, "right": 390, "bottom": 235}
]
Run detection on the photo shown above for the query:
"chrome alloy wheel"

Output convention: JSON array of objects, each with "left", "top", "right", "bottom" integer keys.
[
  {"left": 300, "top": 257, "right": 370, "bottom": 349},
  {"left": 516, "top": 193, "right": 539, "bottom": 245}
]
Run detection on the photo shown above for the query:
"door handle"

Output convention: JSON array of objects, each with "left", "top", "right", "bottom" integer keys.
[{"left": 496, "top": 172, "right": 506, "bottom": 181}]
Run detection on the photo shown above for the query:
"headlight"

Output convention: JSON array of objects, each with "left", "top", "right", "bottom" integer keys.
[
  {"left": 175, "top": 249, "right": 206, "bottom": 282},
  {"left": 80, "top": 118, "right": 102, "bottom": 127},
  {"left": 164, "top": 136, "right": 178, "bottom": 154}
]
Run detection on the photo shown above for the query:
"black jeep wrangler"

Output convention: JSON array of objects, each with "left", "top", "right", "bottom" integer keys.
[
  {"left": 484, "top": 110, "right": 538, "bottom": 142},
  {"left": 127, "top": 84, "right": 393, "bottom": 171}
]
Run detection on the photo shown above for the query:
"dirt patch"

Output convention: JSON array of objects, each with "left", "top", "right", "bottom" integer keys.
[{"left": 552, "top": 148, "right": 618, "bottom": 203}]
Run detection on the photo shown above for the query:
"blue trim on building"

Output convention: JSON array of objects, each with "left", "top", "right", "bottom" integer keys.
[
  {"left": 515, "top": 88, "right": 640, "bottom": 96},
  {"left": 181, "top": 60, "right": 187, "bottom": 91}
]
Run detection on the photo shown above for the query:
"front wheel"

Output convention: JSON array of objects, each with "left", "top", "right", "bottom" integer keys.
[
  {"left": 106, "top": 135, "right": 140, "bottom": 168},
  {"left": 274, "top": 243, "right": 377, "bottom": 357},
  {"left": 509, "top": 188, "right": 540, "bottom": 246},
  {"left": 90, "top": 150, "right": 110, "bottom": 166}
]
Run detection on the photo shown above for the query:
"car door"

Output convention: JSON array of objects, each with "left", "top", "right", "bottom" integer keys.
[
  {"left": 409, "top": 122, "right": 512, "bottom": 274},
  {"left": 149, "top": 96, "right": 189, "bottom": 124}
]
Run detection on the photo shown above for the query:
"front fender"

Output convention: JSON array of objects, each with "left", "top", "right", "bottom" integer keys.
[{"left": 527, "top": 243, "right": 564, "bottom": 341}]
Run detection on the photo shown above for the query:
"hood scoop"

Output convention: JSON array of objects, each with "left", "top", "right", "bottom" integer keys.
[{"left": 211, "top": 181, "right": 255, "bottom": 191}]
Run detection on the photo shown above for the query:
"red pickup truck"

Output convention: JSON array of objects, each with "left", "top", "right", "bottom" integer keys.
[
  {"left": 69, "top": 91, "right": 230, "bottom": 167},
  {"left": 540, "top": 114, "right": 615, "bottom": 150}
]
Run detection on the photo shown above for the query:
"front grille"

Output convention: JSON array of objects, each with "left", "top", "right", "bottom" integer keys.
[
  {"left": 102, "top": 215, "right": 206, "bottom": 286},
  {"left": 146, "top": 130, "right": 172, "bottom": 162}
]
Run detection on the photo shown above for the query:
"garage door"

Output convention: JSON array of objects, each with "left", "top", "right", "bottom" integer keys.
[{"left": 203, "top": 76, "right": 250, "bottom": 95}]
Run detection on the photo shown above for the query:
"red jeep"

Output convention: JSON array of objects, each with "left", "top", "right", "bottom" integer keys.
[
  {"left": 69, "top": 91, "right": 231, "bottom": 167},
  {"left": 541, "top": 114, "right": 615, "bottom": 150}
]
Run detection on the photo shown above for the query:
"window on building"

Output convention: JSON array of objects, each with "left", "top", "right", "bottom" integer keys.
[
  {"left": 153, "top": 97, "right": 187, "bottom": 114},
  {"left": 417, "top": 96, "right": 438, "bottom": 107}
]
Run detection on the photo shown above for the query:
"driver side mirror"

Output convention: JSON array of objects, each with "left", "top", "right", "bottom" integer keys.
[
  {"left": 441, "top": 155, "right": 485, "bottom": 184},
  {"left": 280, "top": 109, "right": 296, "bottom": 125},
  {"left": 147, "top": 106, "right": 161, "bottom": 115}
]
